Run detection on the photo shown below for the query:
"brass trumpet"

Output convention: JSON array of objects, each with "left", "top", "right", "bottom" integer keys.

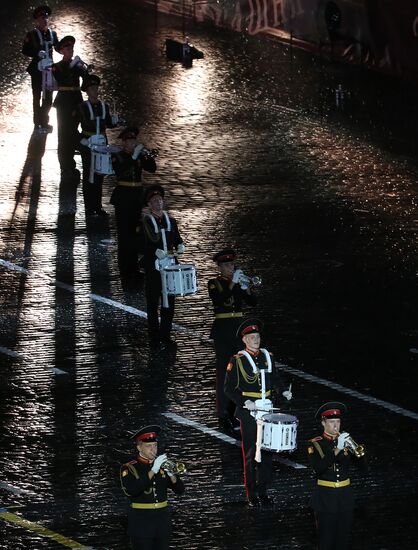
[
  {"left": 342, "top": 434, "right": 366, "bottom": 458},
  {"left": 161, "top": 458, "right": 187, "bottom": 474},
  {"left": 239, "top": 273, "right": 262, "bottom": 288}
]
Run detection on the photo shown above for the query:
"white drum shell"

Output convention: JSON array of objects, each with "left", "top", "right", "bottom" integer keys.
[
  {"left": 92, "top": 145, "right": 120, "bottom": 175},
  {"left": 163, "top": 264, "right": 197, "bottom": 296},
  {"left": 261, "top": 413, "right": 298, "bottom": 452}
]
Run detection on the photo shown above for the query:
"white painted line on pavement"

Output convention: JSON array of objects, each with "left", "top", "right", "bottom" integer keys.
[
  {"left": 1, "top": 258, "right": 417, "bottom": 422},
  {"left": 163, "top": 412, "right": 307, "bottom": 470},
  {"left": 0, "top": 482, "right": 36, "bottom": 496},
  {"left": 0, "top": 346, "right": 21, "bottom": 358},
  {"left": 279, "top": 364, "right": 418, "bottom": 422}
]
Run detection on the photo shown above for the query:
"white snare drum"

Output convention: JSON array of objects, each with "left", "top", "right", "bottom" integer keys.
[
  {"left": 261, "top": 413, "right": 298, "bottom": 452},
  {"left": 162, "top": 264, "right": 197, "bottom": 296},
  {"left": 92, "top": 145, "right": 120, "bottom": 175}
]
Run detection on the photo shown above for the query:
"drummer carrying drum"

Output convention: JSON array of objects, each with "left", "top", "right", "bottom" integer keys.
[
  {"left": 137, "top": 184, "right": 184, "bottom": 349},
  {"left": 75, "top": 74, "right": 118, "bottom": 216},
  {"left": 224, "top": 318, "right": 292, "bottom": 507}
]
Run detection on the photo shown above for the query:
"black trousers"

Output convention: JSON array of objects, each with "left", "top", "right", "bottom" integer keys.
[
  {"left": 30, "top": 71, "right": 52, "bottom": 127},
  {"left": 145, "top": 267, "right": 175, "bottom": 342},
  {"left": 315, "top": 509, "right": 353, "bottom": 550},
  {"left": 78, "top": 143, "right": 104, "bottom": 211},
  {"left": 56, "top": 105, "right": 79, "bottom": 171},
  {"left": 113, "top": 204, "right": 142, "bottom": 276},
  {"left": 239, "top": 409, "right": 272, "bottom": 499},
  {"left": 130, "top": 535, "right": 169, "bottom": 550},
  {"left": 311, "top": 485, "right": 354, "bottom": 550},
  {"left": 211, "top": 318, "right": 242, "bottom": 418}
]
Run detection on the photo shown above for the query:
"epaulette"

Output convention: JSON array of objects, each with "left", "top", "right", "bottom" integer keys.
[{"left": 309, "top": 436, "right": 323, "bottom": 443}]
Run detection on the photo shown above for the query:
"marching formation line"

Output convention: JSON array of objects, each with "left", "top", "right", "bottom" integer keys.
[{"left": 1, "top": 258, "right": 417, "bottom": 422}]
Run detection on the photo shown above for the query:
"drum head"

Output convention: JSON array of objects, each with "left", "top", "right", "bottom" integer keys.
[
  {"left": 93, "top": 145, "right": 121, "bottom": 153},
  {"left": 263, "top": 413, "right": 298, "bottom": 424}
]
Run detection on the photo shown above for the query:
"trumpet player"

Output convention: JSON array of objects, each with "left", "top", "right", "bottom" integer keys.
[
  {"left": 111, "top": 127, "right": 157, "bottom": 282},
  {"left": 120, "top": 425, "right": 185, "bottom": 550},
  {"left": 208, "top": 249, "right": 257, "bottom": 435},
  {"left": 52, "top": 35, "right": 90, "bottom": 178},
  {"left": 22, "top": 5, "right": 59, "bottom": 132},
  {"left": 308, "top": 402, "right": 366, "bottom": 550}
]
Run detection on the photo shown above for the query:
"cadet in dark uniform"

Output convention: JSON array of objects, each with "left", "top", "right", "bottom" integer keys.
[
  {"left": 208, "top": 249, "right": 257, "bottom": 433},
  {"left": 110, "top": 127, "right": 157, "bottom": 278},
  {"left": 52, "top": 35, "right": 89, "bottom": 177},
  {"left": 224, "top": 319, "right": 292, "bottom": 506},
  {"left": 120, "top": 425, "right": 185, "bottom": 550},
  {"left": 22, "top": 5, "right": 59, "bottom": 131},
  {"left": 308, "top": 402, "right": 366, "bottom": 550},
  {"left": 138, "top": 185, "right": 184, "bottom": 347},
  {"left": 75, "top": 74, "right": 118, "bottom": 215}
]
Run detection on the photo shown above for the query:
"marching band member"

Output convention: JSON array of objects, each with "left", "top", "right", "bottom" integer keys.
[
  {"left": 208, "top": 249, "right": 257, "bottom": 435},
  {"left": 308, "top": 402, "right": 366, "bottom": 550},
  {"left": 224, "top": 319, "right": 292, "bottom": 507},
  {"left": 120, "top": 425, "right": 185, "bottom": 550},
  {"left": 22, "top": 5, "right": 59, "bottom": 132},
  {"left": 75, "top": 74, "right": 118, "bottom": 216},
  {"left": 52, "top": 35, "right": 89, "bottom": 178},
  {"left": 137, "top": 185, "right": 184, "bottom": 348},
  {"left": 110, "top": 126, "right": 156, "bottom": 280}
]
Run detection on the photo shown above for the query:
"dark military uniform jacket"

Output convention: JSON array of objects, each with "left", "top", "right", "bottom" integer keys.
[
  {"left": 52, "top": 60, "right": 87, "bottom": 109},
  {"left": 308, "top": 433, "right": 355, "bottom": 513},
  {"left": 120, "top": 456, "right": 185, "bottom": 537},
  {"left": 22, "top": 27, "right": 59, "bottom": 75},
  {"left": 110, "top": 150, "right": 156, "bottom": 209},
  {"left": 138, "top": 212, "right": 183, "bottom": 271},
  {"left": 75, "top": 100, "right": 115, "bottom": 139},
  {"left": 224, "top": 349, "right": 286, "bottom": 418},
  {"left": 208, "top": 276, "right": 257, "bottom": 317}
]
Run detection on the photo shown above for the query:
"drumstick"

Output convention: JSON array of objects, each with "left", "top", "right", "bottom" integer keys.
[{"left": 288, "top": 383, "right": 292, "bottom": 393}]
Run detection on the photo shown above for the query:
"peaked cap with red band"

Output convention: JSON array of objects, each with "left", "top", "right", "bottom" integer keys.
[
  {"left": 118, "top": 126, "right": 139, "bottom": 140},
  {"left": 131, "top": 424, "right": 161, "bottom": 442},
  {"left": 212, "top": 248, "right": 236, "bottom": 264},
  {"left": 146, "top": 184, "right": 165, "bottom": 203},
  {"left": 33, "top": 5, "right": 52, "bottom": 18},
  {"left": 236, "top": 317, "right": 264, "bottom": 339},
  {"left": 315, "top": 401, "right": 347, "bottom": 421}
]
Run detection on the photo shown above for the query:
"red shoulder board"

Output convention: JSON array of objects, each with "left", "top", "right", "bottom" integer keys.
[{"left": 309, "top": 436, "right": 322, "bottom": 443}]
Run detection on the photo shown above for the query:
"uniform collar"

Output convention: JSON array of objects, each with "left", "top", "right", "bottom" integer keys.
[
  {"left": 245, "top": 348, "right": 260, "bottom": 357},
  {"left": 323, "top": 431, "right": 337, "bottom": 441},
  {"left": 138, "top": 455, "right": 153, "bottom": 465}
]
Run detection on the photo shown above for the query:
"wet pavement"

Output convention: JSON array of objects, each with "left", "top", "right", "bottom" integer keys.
[{"left": 1, "top": 0, "right": 418, "bottom": 548}]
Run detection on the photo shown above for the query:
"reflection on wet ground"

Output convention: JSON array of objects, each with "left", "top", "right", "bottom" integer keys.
[{"left": 1, "top": 0, "right": 418, "bottom": 548}]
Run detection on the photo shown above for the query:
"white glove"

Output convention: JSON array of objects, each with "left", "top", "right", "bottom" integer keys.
[
  {"left": 337, "top": 432, "right": 350, "bottom": 450},
  {"left": 151, "top": 453, "right": 167, "bottom": 474},
  {"left": 69, "top": 55, "right": 81, "bottom": 68},
  {"left": 132, "top": 144, "right": 144, "bottom": 160},
  {"left": 240, "top": 281, "right": 249, "bottom": 291},
  {"left": 38, "top": 50, "right": 46, "bottom": 59},
  {"left": 177, "top": 243, "right": 186, "bottom": 255},
  {"left": 232, "top": 269, "right": 243, "bottom": 284},
  {"left": 282, "top": 390, "right": 292, "bottom": 401},
  {"left": 80, "top": 138, "right": 89, "bottom": 147},
  {"left": 155, "top": 249, "right": 167, "bottom": 260},
  {"left": 244, "top": 399, "right": 256, "bottom": 411},
  {"left": 111, "top": 114, "right": 119, "bottom": 126}
]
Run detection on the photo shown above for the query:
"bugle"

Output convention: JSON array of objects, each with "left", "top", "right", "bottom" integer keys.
[
  {"left": 161, "top": 458, "right": 187, "bottom": 474},
  {"left": 340, "top": 433, "right": 365, "bottom": 458}
]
